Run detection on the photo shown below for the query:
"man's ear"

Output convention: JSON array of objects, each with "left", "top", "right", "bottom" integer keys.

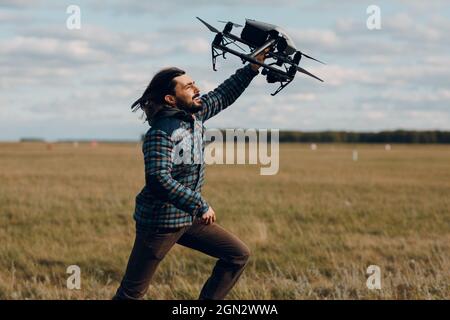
[{"left": 164, "top": 94, "right": 176, "bottom": 106}]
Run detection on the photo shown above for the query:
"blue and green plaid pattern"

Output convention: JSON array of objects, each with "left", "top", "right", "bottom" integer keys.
[{"left": 134, "top": 64, "right": 258, "bottom": 228}]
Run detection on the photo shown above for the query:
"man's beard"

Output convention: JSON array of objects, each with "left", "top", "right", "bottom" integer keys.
[{"left": 176, "top": 96, "right": 203, "bottom": 113}]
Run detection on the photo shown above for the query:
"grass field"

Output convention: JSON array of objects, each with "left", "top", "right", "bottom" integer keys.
[{"left": 0, "top": 142, "right": 449, "bottom": 299}]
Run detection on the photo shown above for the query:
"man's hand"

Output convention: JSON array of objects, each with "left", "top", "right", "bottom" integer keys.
[
  {"left": 250, "top": 48, "right": 270, "bottom": 72},
  {"left": 200, "top": 206, "right": 216, "bottom": 225}
]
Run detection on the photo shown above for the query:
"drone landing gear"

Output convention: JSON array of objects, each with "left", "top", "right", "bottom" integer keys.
[
  {"left": 211, "top": 46, "right": 220, "bottom": 71},
  {"left": 212, "top": 46, "right": 228, "bottom": 71},
  {"left": 211, "top": 33, "right": 225, "bottom": 71},
  {"left": 271, "top": 79, "right": 293, "bottom": 96}
]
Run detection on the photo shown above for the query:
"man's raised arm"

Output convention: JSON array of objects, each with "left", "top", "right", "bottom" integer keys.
[{"left": 196, "top": 64, "right": 259, "bottom": 122}]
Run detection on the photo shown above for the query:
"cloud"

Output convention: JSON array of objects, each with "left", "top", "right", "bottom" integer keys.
[
  {"left": 384, "top": 13, "right": 448, "bottom": 43},
  {"left": 0, "top": 22, "right": 188, "bottom": 90},
  {"left": 359, "top": 88, "right": 450, "bottom": 114},
  {"left": 86, "top": 0, "right": 303, "bottom": 15},
  {"left": 308, "top": 64, "right": 374, "bottom": 86},
  {"left": 381, "top": 89, "right": 450, "bottom": 103},
  {"left": 0, "top": 0, "right": 41, "bottom": 8},
  {"left": 289, "top": 28, "right": 340, "bottom": 49},
  {"left": 0, "top": 36, "right": 111, "bottom": 64},
  {"left": 0, "top": 9, "right": 32, "bottom": 23},
  {"left": 381, "top": 64, "right": 450, "bottom": 87},
  {"left": 12, "top": 24, "right": 171, "bottom": 61},
  {"left": 180, "top": 37, "right": 210, "bottom": 54}
]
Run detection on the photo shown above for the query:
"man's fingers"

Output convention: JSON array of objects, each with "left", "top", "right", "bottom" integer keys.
[
  {"left": 260, "top": 48, "right": 270, "bottom": 59},
  {"left": 201, "top": 210, "right": 216, "bottom": 225},
  {"left": 203, "top": 214, "right": 215, "bottom": 225}
]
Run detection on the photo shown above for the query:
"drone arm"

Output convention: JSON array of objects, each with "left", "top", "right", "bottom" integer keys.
[
  {"left": 249, "top": 39, "right": 276, "bottom": 59},
  {"left": 195, "top": 65, "right": 258, "bottom": 122},
  {"left": 213, "top": 43, "right": 290, "bottom": 79}
]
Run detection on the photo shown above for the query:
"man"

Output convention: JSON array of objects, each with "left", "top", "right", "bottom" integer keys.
[{"left": 114, "top": 52, "right": 266, "bottom": 300}]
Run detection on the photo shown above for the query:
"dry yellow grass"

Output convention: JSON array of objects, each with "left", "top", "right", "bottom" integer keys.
[{"left": 0, "top": 142, "right": 449, "bottom": 299}]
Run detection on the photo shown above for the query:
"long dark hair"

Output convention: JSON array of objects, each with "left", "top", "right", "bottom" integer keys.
[{"left": 131, "top": 67, "right": 185, "bottom": 122}]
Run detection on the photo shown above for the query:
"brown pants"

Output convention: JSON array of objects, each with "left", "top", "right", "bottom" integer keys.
[{"left": 113, "top": 218, "right": 250, "bottom": 300}]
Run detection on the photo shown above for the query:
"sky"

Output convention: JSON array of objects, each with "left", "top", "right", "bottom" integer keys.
[{"left": 1, "top": 0, "right": 449, "bottom": 141}]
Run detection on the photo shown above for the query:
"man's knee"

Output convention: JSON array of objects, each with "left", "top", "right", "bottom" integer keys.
[
  {"left": 241, "top": 244, "right": 251, "bottom": 263},
  {"left": 229, "top": 243, "right": 251, "bottom": 266}
]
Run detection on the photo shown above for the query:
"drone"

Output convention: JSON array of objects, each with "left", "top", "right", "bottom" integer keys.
[{"left": 197, "top": 17, "right": 325, "bottom": 96}]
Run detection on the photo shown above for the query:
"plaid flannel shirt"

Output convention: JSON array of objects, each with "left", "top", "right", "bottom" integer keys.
[{"left": 134, "top": 64, "right": 259, "bottom": 229}]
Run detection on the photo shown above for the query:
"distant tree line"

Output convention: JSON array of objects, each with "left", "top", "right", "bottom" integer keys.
[
  {"left": 274, "top": 130, "right": 450, "bottom": 143},
  {"left": 20, "top": 138, "right": 45, "bottom": 142},
  {"left": 143, "top": 130, "right": 450, "bottom": 144}
]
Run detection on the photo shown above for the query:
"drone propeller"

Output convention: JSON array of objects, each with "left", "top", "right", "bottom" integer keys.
[
  {"left": 299, "top": 51, "right": 326, "bottom": 65},
  {"left": 296, "top": 66, "right": 324, "bottom": 82},
  {"left": 218, "top": 20, "right": 243, "bottom": 27},
  {"left": 196, "top": 17, "right": 220, "bottom": 33}
]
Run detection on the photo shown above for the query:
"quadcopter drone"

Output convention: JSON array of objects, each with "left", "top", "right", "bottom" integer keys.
[{"left": 197, "top": 17, "right": 325, "bottom": 96}]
